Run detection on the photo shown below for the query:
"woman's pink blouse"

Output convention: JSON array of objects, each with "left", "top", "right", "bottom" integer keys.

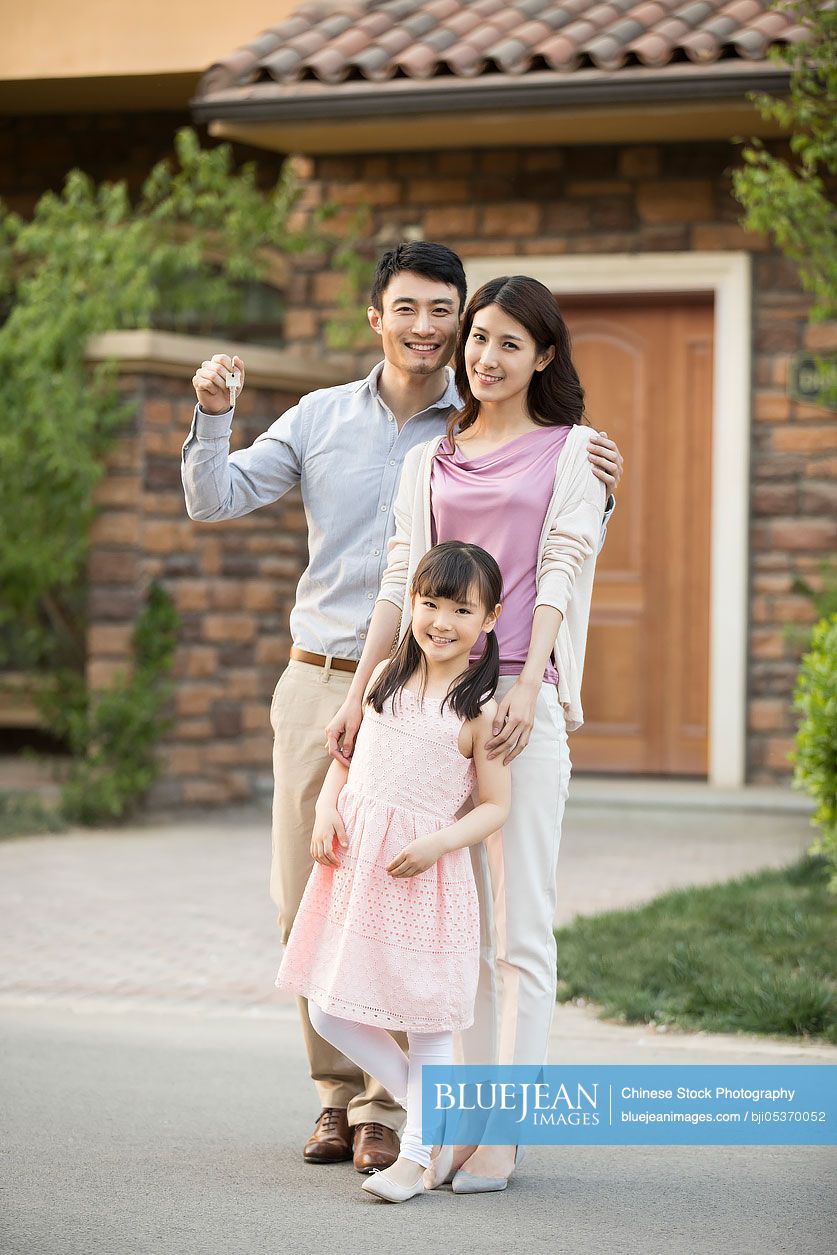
[{"left": 430, "top": 426, "right": 571, "bottom": 682}]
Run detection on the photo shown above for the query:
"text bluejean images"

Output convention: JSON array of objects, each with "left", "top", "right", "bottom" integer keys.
[{"left": 421, "top": 1066, "right": 836, "bottom": 1146}]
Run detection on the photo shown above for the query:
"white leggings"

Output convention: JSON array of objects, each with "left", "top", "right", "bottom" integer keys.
[{"left": 307, "top": 1003, "right": 452, "bottom": 1168}]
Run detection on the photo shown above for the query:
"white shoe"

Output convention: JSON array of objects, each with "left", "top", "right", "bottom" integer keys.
[
  {"left": 451, "top": 1147, "right": 526, "bottom": 1194},
  {"left": 423, "top": 1144, "right": 457, "bottom": 1190},
  {"left": 361, "top": 1167, "right": 426, "bottom": 1203}
]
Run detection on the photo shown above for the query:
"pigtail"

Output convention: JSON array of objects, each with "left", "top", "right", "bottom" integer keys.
[
  {"left": 441, "top": 628, "right": 500, "bottom": 722},
  {"left": 366, "top": 627, "right": 426, "bottom": 713}
]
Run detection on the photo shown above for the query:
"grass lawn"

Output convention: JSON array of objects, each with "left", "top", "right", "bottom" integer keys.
[{"left": 554, "top": 855, "right": 836, "bottom": 1043}]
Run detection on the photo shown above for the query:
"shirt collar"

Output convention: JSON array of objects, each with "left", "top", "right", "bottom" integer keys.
[{"left": 357, "top": 360, "right": 460, "bottom": 416}]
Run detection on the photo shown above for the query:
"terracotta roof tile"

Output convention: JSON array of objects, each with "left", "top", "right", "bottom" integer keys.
[
  {"left": 374, "top": 25, "right": 418, "bottom": 54},
  {"left": 394, "top": 44, "right": 437, "bottom": 74},
  {"left": 352, "top": 43, "right": 399, "bottom": 76},
  {"left": 443, "top": 42, "right": 487, "bottom": 76},
  {"left": 200, "top": 0, "right": 805, "bottom": 94}
]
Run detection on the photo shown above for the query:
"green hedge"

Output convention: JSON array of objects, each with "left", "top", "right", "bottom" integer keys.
[{"left": 793, "top": 614, "right": 837, "bottom": 889}]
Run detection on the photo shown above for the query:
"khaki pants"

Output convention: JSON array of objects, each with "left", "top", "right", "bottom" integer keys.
[{"left": 269, "top": 659, "right": 407, "bottom": 1131}]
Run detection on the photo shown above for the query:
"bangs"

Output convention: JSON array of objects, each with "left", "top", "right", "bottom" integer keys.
[{"left": 412, "top": 548, "right": 488, "bottom": 609}]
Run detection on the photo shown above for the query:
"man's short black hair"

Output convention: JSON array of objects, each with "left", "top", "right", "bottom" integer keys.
[{"left": 369, "top": 241, "right": 467, "bottom": 313}]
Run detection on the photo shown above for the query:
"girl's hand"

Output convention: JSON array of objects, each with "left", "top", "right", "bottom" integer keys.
[
  {"left": 485, "top": 678, "right": 540, "bottom": 764},
  {"left": 386, "top": 834, "right": 444, "bottom": 878},
  {"left": 325, "top": 695, "right": 364, "bottom": 766},
  {"left": 310, "top": 806, "right": 349, "bottom": 867}
]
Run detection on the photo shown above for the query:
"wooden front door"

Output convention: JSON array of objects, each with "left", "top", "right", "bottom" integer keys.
[{"left": 562, "top": 296, "right": 714, "bottom": 776}]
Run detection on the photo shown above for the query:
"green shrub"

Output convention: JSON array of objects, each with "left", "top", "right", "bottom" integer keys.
[
  {"left": 46, "top": 583, "right": 180, "bottom": 825},
  {"left": 0, "top": 792, "right": 66, "bottom": 839},
  {"left": 0, "top": 128, "right": 366, "bottom": 823},
  {"left": 792, "top": 613, "right": 837, "bottom": 888},
  {"left": 0, "top": 126, "right": 351, "bottom": 675}
]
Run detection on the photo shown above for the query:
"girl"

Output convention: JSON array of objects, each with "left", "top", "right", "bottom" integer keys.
[
  {"left": 276, "top": 541, "right": 511, "bottom": 1203},
  {"left": 327, "top": 275, "right": 608, "bottom": 1192}
]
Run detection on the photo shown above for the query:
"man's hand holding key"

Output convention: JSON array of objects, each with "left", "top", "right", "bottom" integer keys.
[{"left": 192, "top": 353, "right": 246, "bottom": 415}]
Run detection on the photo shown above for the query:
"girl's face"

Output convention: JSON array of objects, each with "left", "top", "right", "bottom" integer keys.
[
  {"left": 464, "top": 302, "right": 555, "bottom": 409},
  {"left": 410, "top": 584, "right": 500, "bottom": 665}
]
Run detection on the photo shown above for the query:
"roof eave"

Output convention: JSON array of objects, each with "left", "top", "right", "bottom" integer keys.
[{"left": 191, "top": 62, "right": 791, "bottom": 125}]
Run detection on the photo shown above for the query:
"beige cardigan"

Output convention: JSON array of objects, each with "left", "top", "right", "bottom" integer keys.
[{"left": 376, "top": 424, "right": 606, "bottom": 732}]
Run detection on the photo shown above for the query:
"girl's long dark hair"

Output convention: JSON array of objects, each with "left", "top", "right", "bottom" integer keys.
[
  {"left": 449, "top": 274, "right": 585, "bottom": 446},
  {"left": 367, "top": 542, "right": 502, "bottom": 722}
]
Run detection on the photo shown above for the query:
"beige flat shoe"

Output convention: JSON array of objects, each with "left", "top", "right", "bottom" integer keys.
[{"left": 362, "top": 1168, "right": 426, "bottom": 1203}]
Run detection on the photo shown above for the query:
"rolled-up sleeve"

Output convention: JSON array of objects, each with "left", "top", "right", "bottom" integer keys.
[
  {"left": 598, "top": 494, "right": 615, "bottom": 555},
  {"left": 535, "top": 466, "right": 606, "bottom": 619},
  {"left": 181, "top": 400, "right": 307, "bottom": 522}
]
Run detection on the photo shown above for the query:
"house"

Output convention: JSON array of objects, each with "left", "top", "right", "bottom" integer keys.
[
  {"left": 2, "top": 1, "right": 834, "bottom": 805},
  {"left": 188, "top": 0, "right": 836, "bottom": 789}
]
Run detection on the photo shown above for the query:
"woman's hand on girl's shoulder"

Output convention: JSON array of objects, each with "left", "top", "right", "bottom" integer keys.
[{"left": 485, "top": 679, "right": 540, "bottom": 764}]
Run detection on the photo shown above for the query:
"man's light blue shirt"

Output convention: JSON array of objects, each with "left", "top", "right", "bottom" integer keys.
[{"left": 181, "top": 361, "right": 460, "bottom": 660}]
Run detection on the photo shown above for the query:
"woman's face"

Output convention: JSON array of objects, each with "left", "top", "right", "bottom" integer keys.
[{"left": 463, "top": 302, "right": 554, "bottom": 409}]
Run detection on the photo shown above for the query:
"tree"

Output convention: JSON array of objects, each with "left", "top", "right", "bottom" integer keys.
[
  {"left": 0, "top": 128, "right": 358, "bottom": 821},
  {"left": 733, "top": 0, "right": 837, "bottom": 356},
  {"left": 733, "top": 4, "right": 837, "bottom": 881},
  {"left": 0, "top": 127, "right": 352, "bottom": 674}
]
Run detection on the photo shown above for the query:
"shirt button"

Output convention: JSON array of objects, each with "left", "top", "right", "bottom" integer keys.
[
  {"left": 373, "top": 549, "right": 380, "bottom": 556},
  {"left": 380, "top": 504, "right": 387, "bottom": 512},
  {"left": 359, "top": 631, "right": 366, "bottom": 639},
  {"left": 367, "top": 592, "right": 374, "bottom": 600},
  {"left": 389, "top": 459, "right": 396, "bottom": 466}
]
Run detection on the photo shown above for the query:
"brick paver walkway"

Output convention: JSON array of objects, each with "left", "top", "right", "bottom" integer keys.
[{"left": 0, "top": 798, "right": 817, "bottom": 1015}]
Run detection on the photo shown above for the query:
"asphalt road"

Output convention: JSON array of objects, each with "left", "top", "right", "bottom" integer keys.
[
  {"left": 2, "top": 1004, "right": 834, "bottom": 1255},
  {"left": 1, "top": 798, "right": 833, "bottom": 1254}
]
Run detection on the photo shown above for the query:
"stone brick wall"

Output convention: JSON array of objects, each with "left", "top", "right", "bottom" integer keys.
[
  {"left": 15, "top": 120, "right": 836, "bottom": 790},
  {"left": 283, "top": 140, "right": 836, "bottom": 783},
  {"left": 88, "top": 373, "right": 307, "bottom": 807}
]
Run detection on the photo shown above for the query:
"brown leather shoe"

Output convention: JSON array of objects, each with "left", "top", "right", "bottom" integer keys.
[
  {"left": 303, "top": 1107, "right": 353, "bottom": 1163},
  {"left": 352, "top": 1121, "right": 400, "bottom": 1173}
]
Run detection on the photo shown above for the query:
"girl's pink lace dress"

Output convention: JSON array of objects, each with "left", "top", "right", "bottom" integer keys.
[{"left": 275, "top": 687, "right": 480, "bottom": 1032}]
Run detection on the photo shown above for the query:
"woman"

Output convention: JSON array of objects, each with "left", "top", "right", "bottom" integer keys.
[{"left": 327, "top": 275, "right": 608, "bottom": 1192}]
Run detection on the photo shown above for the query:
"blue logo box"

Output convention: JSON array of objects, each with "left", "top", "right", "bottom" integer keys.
[{"left": 421, "top": 1065, "right": 836, "bottom": 1146}]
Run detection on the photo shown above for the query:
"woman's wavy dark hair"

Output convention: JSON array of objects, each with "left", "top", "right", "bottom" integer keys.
[
  {"left": 367, "top": 541, "right": 502, "bottom": 722},
  {"left": 449, "top": 274, "right": 585, "bottom": 445}
]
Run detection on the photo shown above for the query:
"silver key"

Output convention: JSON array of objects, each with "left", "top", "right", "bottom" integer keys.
[{"left": 225, "top": 364, "right": 241, "bottom": 409}]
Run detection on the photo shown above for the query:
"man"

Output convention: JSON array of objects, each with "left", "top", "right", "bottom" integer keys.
[{"left": 182, "top": 242, "right": 623, "bottom": 1173}]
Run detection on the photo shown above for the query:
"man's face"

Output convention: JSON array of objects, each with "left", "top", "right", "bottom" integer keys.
[{"left": 368, "top": 271, "right": 461, "bottom": 376}]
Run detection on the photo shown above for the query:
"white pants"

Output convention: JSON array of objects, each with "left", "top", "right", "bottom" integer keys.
[
  {"left": 460, "top": 678, "right": 571, "bottom": 1068},
  {"left": 307, "top": 1003, "right": 453, "bottom": 1168}
]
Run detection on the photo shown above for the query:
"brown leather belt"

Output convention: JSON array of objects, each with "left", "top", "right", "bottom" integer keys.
[{"left": 289, "top": 646, "right": 358, "bottom": 674}]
